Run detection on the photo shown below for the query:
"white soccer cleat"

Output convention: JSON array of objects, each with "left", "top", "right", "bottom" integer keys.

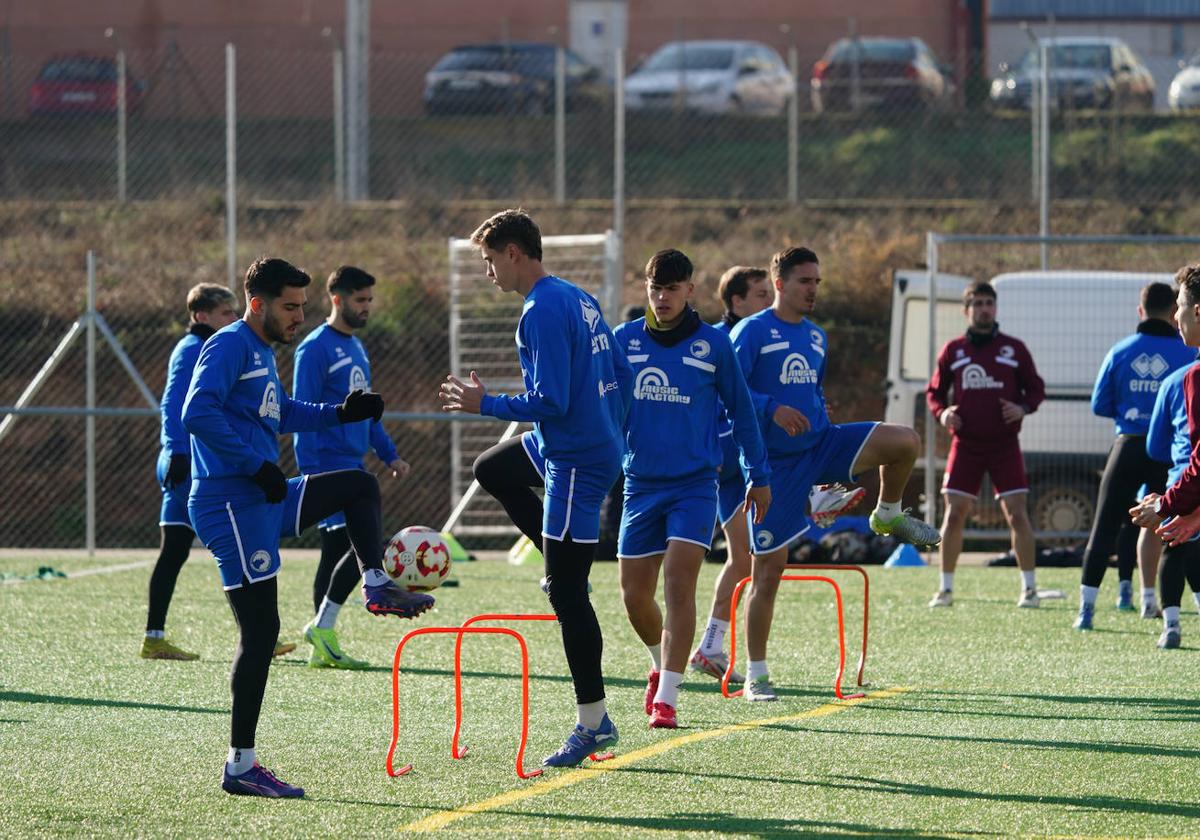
[
  {"left": 1017, "top": 588, "right": 1041, "bottom": 609},
  {"left": 809, "top": 483, "right": 867, "bottom": 528},
  {"left": 928, "top": 589, "right": 954, "bottom": 608}
]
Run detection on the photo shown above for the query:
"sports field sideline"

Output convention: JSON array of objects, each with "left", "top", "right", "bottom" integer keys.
[{"left": 2, "top": 549, "right": 1197, "bottom": 838}]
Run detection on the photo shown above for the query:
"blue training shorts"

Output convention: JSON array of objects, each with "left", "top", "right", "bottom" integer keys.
[
  {"left": 521, "top": 430, "right": 547, "bottom": 480},
  {"left": 189, "top": 475, "right": 308, "bottom": 590},
  {"left": 543, "top": 447, "right": 619, "bottom": 544},
  {"left": 749, "top": 422, "right": 877, "bottom": 556},
  {"left": 156, "top": 450, "right": 193, "bottom": 529},
  {"left": 618, "top": 473, "right": 719, "bottom": 559}
]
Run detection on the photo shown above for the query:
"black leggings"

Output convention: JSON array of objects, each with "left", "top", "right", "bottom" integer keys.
[
  {"left": 1081, "top": 435, "right": 1167, "bottom": 588},
  {"left": 311, "top": 527, "right": 360, "bottom": 612},
  {"left": 475, "top": 437, "right": 605, "bottom": 703},
  {"left": 225, "top": 469, "right": 383, "bottom": 749},
  {"left": 1158, "top": 541, "right": 1200, "bottom": 609},
  {"left": 145, "top": 524, "right": 194, "bottom": 633}
]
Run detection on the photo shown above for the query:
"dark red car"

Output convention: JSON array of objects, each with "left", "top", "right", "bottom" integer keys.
[
  {"left": 29, "top": 54, "right": 145, "bottom": 116},
  {"left": 811, "top": 37, "right": 954, "bottom": 112}
]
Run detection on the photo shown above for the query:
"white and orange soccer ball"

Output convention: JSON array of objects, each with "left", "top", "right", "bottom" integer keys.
[{"left": 383, "top": 526, "right": 452, "bottom": 592}]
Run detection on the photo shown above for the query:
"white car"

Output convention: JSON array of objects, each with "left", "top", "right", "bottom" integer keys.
[
  {"left": 1168, "top": 54, "right": 1200, "bottom": 110},
  {"left": 624, "top": 40, "right": 794, "bottom": 116}
]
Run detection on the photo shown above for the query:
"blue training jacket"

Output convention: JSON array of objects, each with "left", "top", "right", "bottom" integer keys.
[
  {"left": 292, "top": 323, "right": 399, "bottom": 474},
  {"left": 183, "top": 320, "right": 341, "bottom": 492},
  {"left": 613, "top": 317, "right": 769, "bottom": 489},
  {"left": 479, "top": 275, "right": 632, "bottom": 464},
  {"left": 1147, "top": 359, "right": 1199, "bottom": 486},
  {"left": 730, "top": 308, "right": 830, "bottom": 460},
  {"left": 1091, "top": 321, "right": 1193, "bottom": 435},
  {"left": 159, "top": 326, "right": 211, "bottom": 456}
]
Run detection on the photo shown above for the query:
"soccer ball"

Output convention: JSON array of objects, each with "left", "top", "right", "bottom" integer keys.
[{"left": 383, "top": 526, "right": 452, "bottom": 591}]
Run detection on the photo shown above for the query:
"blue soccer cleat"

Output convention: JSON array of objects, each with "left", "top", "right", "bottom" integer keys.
[
  {"left": 1073, "top": 602, "right": 1094, "bottom": 631},
  {"left": 363, "top": 580, "right": 434, "bottom": 619},
  {"left": 542, "top": 714, "right": 619, "bottom": 767},
  {"left": 221, "top": 762, "right": 304, "bottom": 798}
]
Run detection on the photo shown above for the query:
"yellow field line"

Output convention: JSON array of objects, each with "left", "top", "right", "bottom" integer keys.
[{"left": 399, "top": 685, "right": 914, "bottom": 833}]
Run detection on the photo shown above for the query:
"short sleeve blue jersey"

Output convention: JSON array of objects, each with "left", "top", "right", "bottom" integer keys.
[
  {"left": 159, "top": 327, "right": 208, "bottom": 456},
  {"left": 183, "top": 320, "right": 341, "bottom": 483},
  {"left": 292, "top": 323, "right": 398, "bottom": 473},
  {"left": 479, "top": 275, "right": 632, "bottom": 464},
  {"left": 1147, "top": 359, "right": 1198, "bottom": 486},
  {"left": 1091, "top": 325, "right": 1193, "bottom": 435},
  {"left": 730, "top": 308, "right": 829, "bottom": 459},
  {"left": 613, "top": 318, "right": 769, "bottom": 489}
]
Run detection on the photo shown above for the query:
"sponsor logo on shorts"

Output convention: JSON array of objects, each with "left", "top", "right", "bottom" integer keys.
[
  {"left": 634, "top": 367, "right": 691, "bottom": 403},
  {"left": 249, "top": 550, "right": 272, "bottom": 573},
  {"left": 259, "top": 380, "right": 281, "bottom": 420},
  {"left": 689, "top": 339, "right": 711, "bottom": 359},
  {"left": 755, "top": 530, "right": 774, "bottom": 549},
  {"left": 959, "top": 363, "right": 1003, "bottom": 391},
  {"left": 779, "top": 353, "right": 818, "bottom": 385}
]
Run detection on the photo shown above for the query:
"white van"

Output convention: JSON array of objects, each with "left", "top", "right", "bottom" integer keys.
[{"left": 885, "top": 269, "right": 1175, "bottom": 538}]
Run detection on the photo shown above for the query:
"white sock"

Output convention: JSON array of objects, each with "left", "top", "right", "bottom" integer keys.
[
  {"left": 653, "top": 670, "right": 684, "bottom": 707},
  {"left": 1080, "top": 585, "right": 1099, "bottom": 607},
  {"left": 1021, "top": 570, "right": 1036, "bottom": 590},
  {"left": 1143, "top": 588, "right": 1158, "bottom": 606},
  {"left": 577, "top": 699, "right": 607, "bottom": 730},
  {"left": 645, "top": 643, "right": 662, "bottom": 672},
  {"left": 227, "top": 746, "right": 255, "bottom": 775},
  {"left": 699, "top": 617, "right": 728, "bottom": 656},
  {"left": 145, "top": 629, "right": 165, "bottom": 640},
  {"left": 315, "top": 597, "right": 342, "bottom": 630},
  {"left": 874, "top": 500, "right": 902, "bottom": 521},
  {"left": 747, "top": 659, "right": 769, "bottom": 682},
  {"left": 363, "top": 568, "right": 389, "bottom": 587},
  {"left": 940, "top": 572, "right": 954, "bottom": 592},
  {"left": 1164, "top": 606, "right": 1181, "bottom": 626},
  {"left": 1192, "top": 592, "right": 1200, "bottom": 613}
]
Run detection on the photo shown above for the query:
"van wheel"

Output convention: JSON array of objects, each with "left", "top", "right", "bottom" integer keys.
[{"left": 1031, "top": 484, "right": 1094, "bottom": 543}]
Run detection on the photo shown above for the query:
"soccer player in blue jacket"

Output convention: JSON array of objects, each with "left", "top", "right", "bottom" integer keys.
[
  {"left": 614, "top": 249, "right": 771, "bottom": 729},
  {"left": 140, "top": 283, "right": 238, "bottom": 661},
  {"left": 730, "top": 246, "right": 939, "bottom": 701},
  {"left": 184, "top": 257, "right": 433, "bottom": 798},
  {"left": 293, "top": 266, "right": 410, "bottom": 670},
  {"left": 1075, "top": 282, "right": 1193, "bottom": 629},
  {"left": 440, "top": 209, "right": 632, "bottom": 767}
]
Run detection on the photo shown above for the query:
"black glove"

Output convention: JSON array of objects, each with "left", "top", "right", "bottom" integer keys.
[
  {"left": 163, "top": 454, "right": 190, "bottom": 490},
  {"left": 337, "top": 388, "right": 384, "bottom": 424},
  {"left": 251, "top": 461, "right": 288, "bottom": 504}
]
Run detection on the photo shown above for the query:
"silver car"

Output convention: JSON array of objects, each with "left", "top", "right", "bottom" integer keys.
[
  {"left": 990, "top": 36, "right": 1154, "bottom": 111},
  {"left": 624, "top": 40, "right": 794, "bottom": 116}
]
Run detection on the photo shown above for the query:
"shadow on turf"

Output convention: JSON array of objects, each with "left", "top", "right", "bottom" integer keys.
[{"left": 0, "top": 690, "right": 222, "bottom": 715}]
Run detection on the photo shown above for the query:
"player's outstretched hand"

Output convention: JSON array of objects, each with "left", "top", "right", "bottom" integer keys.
[
  {"left": 440, "top": 371, "right": 486, "bottom": 414},
  {"left": 251, "top": 461, "right": 288, "bottom": 504},
  {"left": 1156, "top": 505, "right": 1200, "bottom": 546},
  {"left": 772, "top": 404, "right": 810, "bottom": 437},
  {"left": 1129, "top": 493, "right": 1164, "bottom": 529},
  {"left": 744, "top": 484, "right": 772, "bottom": 524},
  {"left": 388, "top": 457, "right": 411, "bottom": 479},
  {"left": 337, "top": 389, "right": 385, "bottom": 423},
  {"left": 163, "top": 453, "right": 190, "bottom": 489}
]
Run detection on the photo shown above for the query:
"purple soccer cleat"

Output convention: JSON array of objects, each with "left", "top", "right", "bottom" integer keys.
[
  {"left": 363, "top": 580, "right": 435, "bottom": 619},
  {"left": 221, "top": 762, "right": 304, "bottom": 798}
]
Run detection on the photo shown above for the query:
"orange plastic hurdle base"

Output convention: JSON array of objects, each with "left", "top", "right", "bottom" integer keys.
[
  {"left": 721, "top": 574, "right": 866, "bottom": 701},
  {"left": 387, "top": 626, "right": 544, "bottom": 780}
]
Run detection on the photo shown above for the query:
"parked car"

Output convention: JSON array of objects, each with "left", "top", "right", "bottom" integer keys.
[
  {"left": 623, "top": 40, "right": 793, "bottom": 116},
  {"left": 989, "top": 36, "right": 1154, "bottom": 111},
  {"left": 1168, "top": 52, "right": 1200, "bottom": 110},
  {"left": 28, "top": 54, "right": 145, "bottom": 116},
  {"left": 811, "top": 37, "right": 953, "bottom": 112},
  {"left": 423, "top": 42, "right": 606, "bottom": 116}
]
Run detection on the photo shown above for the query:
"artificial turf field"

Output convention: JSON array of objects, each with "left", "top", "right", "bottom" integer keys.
[{"left": 2, "top": 549, "right": 1198, "bottom": 839}]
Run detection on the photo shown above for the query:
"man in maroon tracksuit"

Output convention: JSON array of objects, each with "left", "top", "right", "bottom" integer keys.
[{"left": 925, "top": 281, "right": 1046, "bottom": 609}]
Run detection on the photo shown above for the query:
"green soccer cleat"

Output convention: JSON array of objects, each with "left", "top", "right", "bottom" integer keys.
[
  {"left": 743, "top": 675, "right": 778, "bottom": 702},
  {"left": 869, "top": 510, "right": 942, "bottom": 548},
  {"left": 140, "top": 637, "right": 199, "bottom": 661},
  {"left": 303, "top": 622, "right": 370, "bottom": 670}
]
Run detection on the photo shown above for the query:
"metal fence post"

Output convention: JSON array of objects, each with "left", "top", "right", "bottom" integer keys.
[
  {"left": 613, "top": 47, "right": 625, "bottom": 298},
  {"left": 1039, "top": 39, "right": 1050, "bottom": 270},
  {"left": 924, "top": 232, "right": 938, "bottom": 529},
  {"left": 848, "top": 17, "right": 861, "bottom": 114},
  {"left": 86, "top": 251, "right": 97, "bottom": 557},
  {"left": 334, "top": 47, "right": 345, "bottom": 202},
  {"left": 788, "top": 45, "right": 799, "bottom": 205},
  {"left": 117, "top": 50, "right": 127, "bottom": 203},
  {"left": 226, "top": 43, "right": 237, "bottom": 291},
  {"left": 555, "top": 46, "right": 566, "bottom": 205}
]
